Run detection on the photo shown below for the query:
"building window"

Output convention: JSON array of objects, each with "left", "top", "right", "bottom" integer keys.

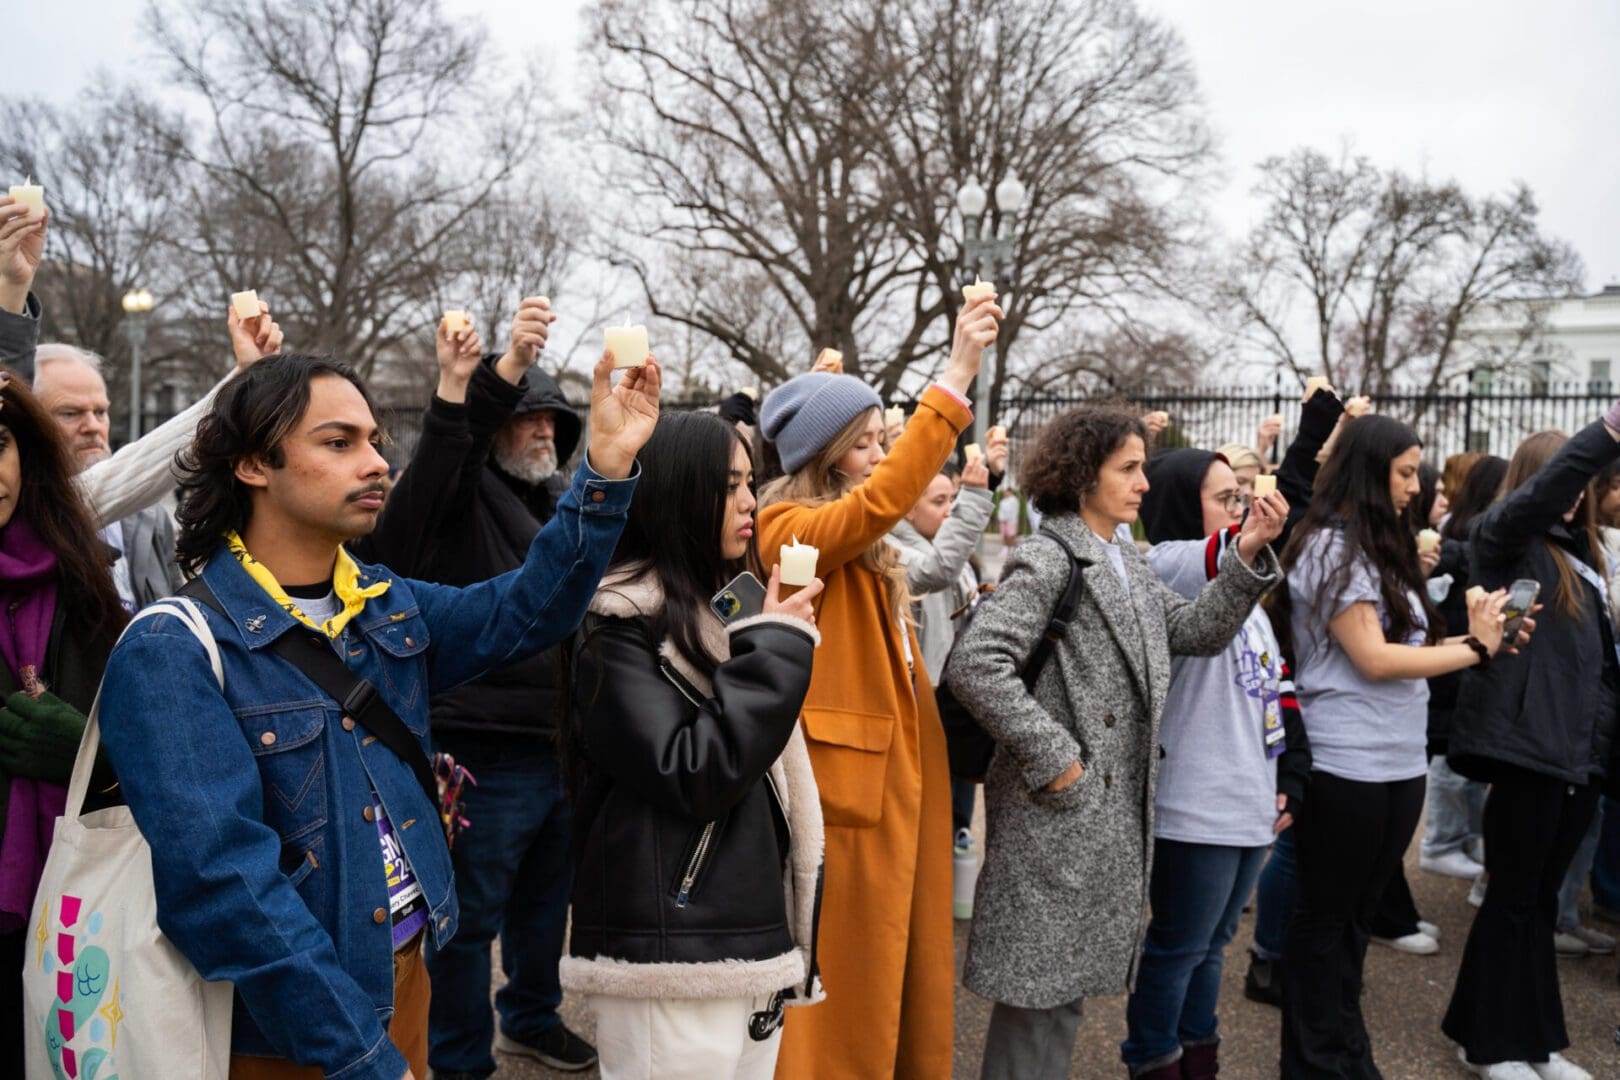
[
  {"left": 1530, "top": 360, "right": 1551, "bottom": 396},
  {"left": 1592, "top": 358, "right": 1613, "bottom": 394}
]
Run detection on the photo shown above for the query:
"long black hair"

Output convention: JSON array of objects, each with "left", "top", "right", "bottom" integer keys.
[
  {"left": 602, "top": 411, "right": 760, "bottom": 678},
  {"left": 174, "top": 354, "right": 382, "bottom": 574},
  {"left": 1269, "top": 415, "right": 1440, "bottom": 657},
  {"left": 1441, "top": 455, "right": 1508, "bottom": 542},
  {"left": 1403, "top": 462, "right": 1441, "bottom": 535}
]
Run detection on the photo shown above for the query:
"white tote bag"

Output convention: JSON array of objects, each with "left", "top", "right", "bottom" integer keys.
[{"left": 22, "top": 598, "right": 234, "bottom": 1079}]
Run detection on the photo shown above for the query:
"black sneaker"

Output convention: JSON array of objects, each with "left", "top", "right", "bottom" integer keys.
[
  {"left": 496, "top": 1024, "right": 598, "bottom": 1072},
  {"left": 1244, "top": 951, "right": 1282, "bottom": 1008}
]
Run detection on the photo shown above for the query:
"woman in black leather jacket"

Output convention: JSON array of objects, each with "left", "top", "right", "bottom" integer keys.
[
  {"left": 1443, "top": 409, "right": 1620, "bottom": 1080},
  {"left": 561, "top": 411, "right": 825, "bottom": 1079}
]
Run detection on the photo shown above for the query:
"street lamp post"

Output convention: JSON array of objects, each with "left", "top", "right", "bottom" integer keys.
[
  {"left": 955, "top": 174, "right": 1026, "bottom": 448},
  {"left": 121, "top": 288, "right": 154, "bottom": 443}
]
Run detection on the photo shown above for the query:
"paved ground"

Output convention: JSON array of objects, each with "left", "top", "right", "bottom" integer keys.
[{"left": 479, "top": 821, "right": 1620, "bottom": 1080}]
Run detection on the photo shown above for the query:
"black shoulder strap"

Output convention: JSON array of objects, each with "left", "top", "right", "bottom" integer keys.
[
  {"left": 1020, "top": 528, "right": 1085, "bottom": 689},
  {"left": 178, "top": 578, "right": 439, "bottom": 808}
]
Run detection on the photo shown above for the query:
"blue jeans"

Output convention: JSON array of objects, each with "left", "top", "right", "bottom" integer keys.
[
  {"left": 1121, "top": 839, "right": 1268, "bottom": 1069},
  {"left": 1421, "top": 757, "right": 1487, "bottom": 860},
  {"left": 426, "top": 735, "right": 574, "bottom": 1077},
  {"left": 1252, "top": 826, "right": 1296, "bottom": 961},
  {"left": 1594, "top": 796, "right": 1620, "bottom": 912}
]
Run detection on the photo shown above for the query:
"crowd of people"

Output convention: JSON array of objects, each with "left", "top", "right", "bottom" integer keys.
[{"left": 2, "top": 181, "right": 1619, "bottom": 1080}]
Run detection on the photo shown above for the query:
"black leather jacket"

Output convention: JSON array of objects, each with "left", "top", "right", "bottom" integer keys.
[{"left": 568, "top": 609, "right": 819, "bottom": 974}]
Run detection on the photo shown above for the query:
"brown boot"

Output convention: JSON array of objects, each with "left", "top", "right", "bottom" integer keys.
[{"left": 1179, "top": 1039, "right": 1219, "bottom": 1079}]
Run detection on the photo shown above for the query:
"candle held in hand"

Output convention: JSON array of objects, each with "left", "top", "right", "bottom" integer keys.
[
  {"left": 8, "top": 178, "right": 43, "bottom": 215},
  {"left": 1345, "top": 396, "right": 1370, "bottom": 418},
  {"left": 779, "top": 536, "right": 820, "bottom": 587},
  {"left": 1303, "top": 376, "right": 1330, "bottom": 403},
  {"left": 988, "top": 424, "right": 1006, "bottom": 441},
  {"left": 231, "top": 291, "right": 261, "bottom": 320},
  {"left": 816, "top": 348, "right": 844, "bottom": 373},
  {"left": 884, "top": 406, "right": 905, "bottom": 430},
  {"left": 1417, "top": 529, "right": 1441, "bottom": 554},
  {"left": 1252, "top": 474, "right": 1277, "bottom": 498},
  {"left": 961, "top": 278, "right": 996, "bottom": 301},
  {"left": 442, "top": 310, "right": 471, "bottom": 335},
  {"left": 964, "top": 443, "right": 983, "bottom": 463},
  {"left": 1466, "top": 586, "right": 1486, "bottom": 606},
  {"left": 605, "top": 325, "right": 650, "bottom": 369}
]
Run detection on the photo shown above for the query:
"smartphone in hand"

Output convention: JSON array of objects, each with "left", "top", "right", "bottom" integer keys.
[
  {"left": 1500, "top": 578, "right": 1540, "bottom": 644},
  {"left": 711, "top": 572, "right": 767, "bottom": 625}
]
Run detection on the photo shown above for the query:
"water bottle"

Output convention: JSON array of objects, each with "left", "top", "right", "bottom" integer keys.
[{"left": 953, "top": 829, "right": 979, "bottom": 920}]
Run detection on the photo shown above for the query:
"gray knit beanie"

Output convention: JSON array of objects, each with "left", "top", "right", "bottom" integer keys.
[{"left": 761, "top": 372, "right": 884, "bottom": 474}]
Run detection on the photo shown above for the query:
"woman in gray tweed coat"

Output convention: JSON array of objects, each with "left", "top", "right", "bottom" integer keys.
[{"left": 944, "top": 405, "right": 1286, "bottom": 1080}]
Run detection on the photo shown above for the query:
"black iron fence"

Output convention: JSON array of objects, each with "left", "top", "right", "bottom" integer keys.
[{"left": 139, "top": 376, "right": 1617, "bottom": 471}]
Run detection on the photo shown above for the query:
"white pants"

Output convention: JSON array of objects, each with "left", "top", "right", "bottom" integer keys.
[{"left": 587, "top": 993, "right": 784, "bottom": 1080}]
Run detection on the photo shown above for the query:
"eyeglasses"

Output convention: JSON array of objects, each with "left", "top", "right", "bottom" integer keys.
[{"left": 1213, "top": 490, "right": 1248, "bottom": 513}]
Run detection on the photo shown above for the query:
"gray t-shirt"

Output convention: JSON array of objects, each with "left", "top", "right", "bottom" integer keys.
[
  {"left": 1150, "top": 538, "right": 1284, "bottom": 847},
  {"left": 1288, "top": 529, "right": 1429, "bottom": 783}
]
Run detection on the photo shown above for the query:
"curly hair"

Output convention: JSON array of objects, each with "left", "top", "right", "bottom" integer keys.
[
  {"left": 174, "top": 354, "right": 381, "bottom": 575},
  {"left": 0, "top": 369, "right": 128, "bottom": 649},
  {"left": 1021, "top": 402, "right": 1148, "bottom": 516}
]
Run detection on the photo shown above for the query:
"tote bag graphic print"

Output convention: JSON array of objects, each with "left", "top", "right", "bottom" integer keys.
[{"left": 23, "top": 599, "right": 234, "bottom": 1079}]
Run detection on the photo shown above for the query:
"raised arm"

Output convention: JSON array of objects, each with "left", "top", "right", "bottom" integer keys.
[
  {"left": 1276, "top": 387, "right": 1345, "bottom": 545},
  {"left": 0, "top": 195, "right": 46, "bottom": 378},
  {"left": 100, "top": 618, "right": 406, "bottom": 1080},
  {"left": 1471, "top": 414, "right": 1620, "bottom": 574}
]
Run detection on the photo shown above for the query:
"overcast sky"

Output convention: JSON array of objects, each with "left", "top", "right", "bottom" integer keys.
[{"left": 7, "top": 0, "right": 1618, "bottom": 291}]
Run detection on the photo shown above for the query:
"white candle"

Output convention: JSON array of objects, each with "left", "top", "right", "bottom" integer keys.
[
  {"left": 1252, "top": 474, "right": 1277, "bottom": 498},
  {"left": 605, "top": 325, "right": 650, "bottom": 369},
  {"left": 779, "top": 535, "right": 819, "bottom": 587},
  {"left": 1303, "top": 376, "right": 1330, "bottom": 403},
  {"left": 961, "top": 278, "right": 996, "bottom": 301},
  {"left": 1345, "top": 396, "right": 1370, "bottom": 417},
  {"left": 884, "top": 406, "right": 905, "bottom": 429},
  {"left": 231, "top": 290, "right": 261, "bottom": 320},
  {"left": 987, "top": 424, "right": 1006, "bottom": 441},
  {"left": 442, "top": 310, "right": 470, "bottom": 335},
  {"left": 1267, "top": 412, "right": 1284, "bottom": 425},
  {"left": 8, "top": 177, "right": 43, "bottom": 215},
  {"left": 964, "top": 443, "right": 983, "bottom": 463},
  {"left": 1466, "top": 585, "right": 1485, "bottom": 606},
  {"left": 1417, "top": 529, "right": 1441, "bottom": 553},
  {"left": 816, "top": 347, "right": 843, "bottom": 372}
]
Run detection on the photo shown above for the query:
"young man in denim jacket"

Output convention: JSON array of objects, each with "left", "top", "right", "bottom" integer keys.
[{"left": 97, "top": 346, "right": 661, "bottom": 1080}]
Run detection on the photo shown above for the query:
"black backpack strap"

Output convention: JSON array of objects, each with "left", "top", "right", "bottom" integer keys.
[
  {"left": 1019, "top": 528, "right": 1084, "bottom": 689},
  {"left": 178, "top": 577, "right": 440, "bottom": 808}
]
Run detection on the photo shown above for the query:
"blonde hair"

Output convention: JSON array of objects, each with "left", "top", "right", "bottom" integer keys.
[
  {"left": 761, "top": 406, "right": 912, "bottom": 622},
  {"left": 1218, "top": 443, "right": 1264, "bottom": 472}
]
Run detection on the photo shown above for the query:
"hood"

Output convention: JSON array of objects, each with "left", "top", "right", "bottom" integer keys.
[
  {"left": 490, "top": 355, "right": 584, "bottom": 462},
  {"left": 1142, "top": 448, "right": 1217, "bottom": 544}
]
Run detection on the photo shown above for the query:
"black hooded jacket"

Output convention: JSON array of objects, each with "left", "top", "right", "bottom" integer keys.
[{"left": 363, "top": 356, "right": 584, "bottom": 740}]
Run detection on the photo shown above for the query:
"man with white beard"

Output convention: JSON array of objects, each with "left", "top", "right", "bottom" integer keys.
[{"left": 359, "top": 298, "right": 596, "bottom": 1077}]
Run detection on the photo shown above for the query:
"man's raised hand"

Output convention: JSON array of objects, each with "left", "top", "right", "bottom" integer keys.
[
  {"left": 435, "top": 316, "right": 483, "bottom": 404},
  {"left": 228, "top": 300, "right": 284, "bottom": 373}
]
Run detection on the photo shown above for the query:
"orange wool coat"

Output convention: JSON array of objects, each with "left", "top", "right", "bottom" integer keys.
[{"left": 764, "top": 384, "right": 971, "bottom": 1079}]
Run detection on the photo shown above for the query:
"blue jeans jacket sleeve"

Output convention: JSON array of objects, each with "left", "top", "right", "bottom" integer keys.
[
  {"left": 99, "top": 616, "right": 409, "bottom": 1080},
  {"left": 412, "top": 454, "right": 637, "bottom": 693}
]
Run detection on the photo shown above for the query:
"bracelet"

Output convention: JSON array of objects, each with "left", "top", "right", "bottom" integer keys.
[{"left": 1463, "top": 635, "right": 1492, "bottom": 668}]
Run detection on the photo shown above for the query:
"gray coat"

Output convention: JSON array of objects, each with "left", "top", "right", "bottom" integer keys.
[
  {"left": 119, "top": 505, "right": 184, "bottom": 610},
  {"left": 943, "top": 513, "right": 1278, "bottom": 1007},
  {"left": 888, "top": 485, "right": 995, "bottom": 680}
]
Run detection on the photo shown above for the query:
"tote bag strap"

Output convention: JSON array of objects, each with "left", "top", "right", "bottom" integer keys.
[{"left": 62, "top": 598, "right": 224, "bottom": 821}]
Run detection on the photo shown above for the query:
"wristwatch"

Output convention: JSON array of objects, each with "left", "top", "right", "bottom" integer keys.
[{"left": 1463, "top": 635, "right": 1492, "bottom": 668}]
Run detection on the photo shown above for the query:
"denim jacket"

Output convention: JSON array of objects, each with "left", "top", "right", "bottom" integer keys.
[{"left": 98, "top": 459, "right": 636, "bottom": 1080}]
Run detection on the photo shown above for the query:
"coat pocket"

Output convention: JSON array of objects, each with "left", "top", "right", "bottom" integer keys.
[{"left": 801, "top": 708, "right": 895, "bottom": 828}]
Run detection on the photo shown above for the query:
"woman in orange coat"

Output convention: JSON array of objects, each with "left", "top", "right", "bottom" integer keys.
[{"left": 758, "top": 296, "right": 1001, "bottom": 1078}]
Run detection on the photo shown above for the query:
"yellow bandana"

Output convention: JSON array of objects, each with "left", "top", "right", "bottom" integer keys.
[{"left": 225, "top": 530, "right": 391, "bottom": 638}]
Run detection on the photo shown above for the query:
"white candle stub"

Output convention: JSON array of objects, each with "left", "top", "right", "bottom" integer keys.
[
  {"left": 230, "top": 290, "right": 260, "bottom": 320},
  {"left": 964, "top": 443, "right": 983, "bottom": 463},
  {"left": 1345, "top": 396, "right": 1370, "bottom": 418},
  {"left": 1417, "top": 529, "right": 1441, "bottom": 553},
  {"left": 1267, "top": 412, "right": 1284, "bottom": 425},
  {"left": 1466, "top": 585, "right": 1486, "bottom": 606},
  {"left": 1252, "top": 474, "right": 1277, "bottom": 498},
  {"left": 1303, "top": 376, "right": 1331, "bottom": 403},
  {"left": 987, "top": 424, "right": 1006, "bottom": 442},
  {"left": 605, "top": 325, "right": 650, "bottom": 369},
  {"left": 442, "top": 310, "right": 470, "bottom": 335},
  {"left": 779, "top": 535, "right": 819, "bottom": 587},
  {"left": 816, "top": 347, "right": 844, "bottom": 372},
  {"left": 884, "top": 406, "right": 906, "bottom": 429},
  {"left": 9, "top": 177, "right": 43, "bottom": 215},
  {"left": 961, "top": 278, "right": 996, "bottom": 301}
]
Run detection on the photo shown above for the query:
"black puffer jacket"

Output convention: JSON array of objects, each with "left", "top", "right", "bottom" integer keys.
[
  {"left": 1449, "top": 419, "right": 1620, "bottom": 789},
  {"left": 363, "top": 357, "right": 583, "bottom": 738},
  {"left": 561, "top": 571, "right": 827, "bottom": 1005}
]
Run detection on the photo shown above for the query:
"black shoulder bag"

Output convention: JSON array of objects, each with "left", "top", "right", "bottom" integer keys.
[
  {"left": 178, "top": 578, "right": 440, "bottom": 810},
  {"left": 936, "top": 529, "right": 1083, "bottom": 782}
]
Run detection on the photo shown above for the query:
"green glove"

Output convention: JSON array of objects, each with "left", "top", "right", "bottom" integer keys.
[{"left": 0, "top": 690, "right": 88, "bottom": 787}]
